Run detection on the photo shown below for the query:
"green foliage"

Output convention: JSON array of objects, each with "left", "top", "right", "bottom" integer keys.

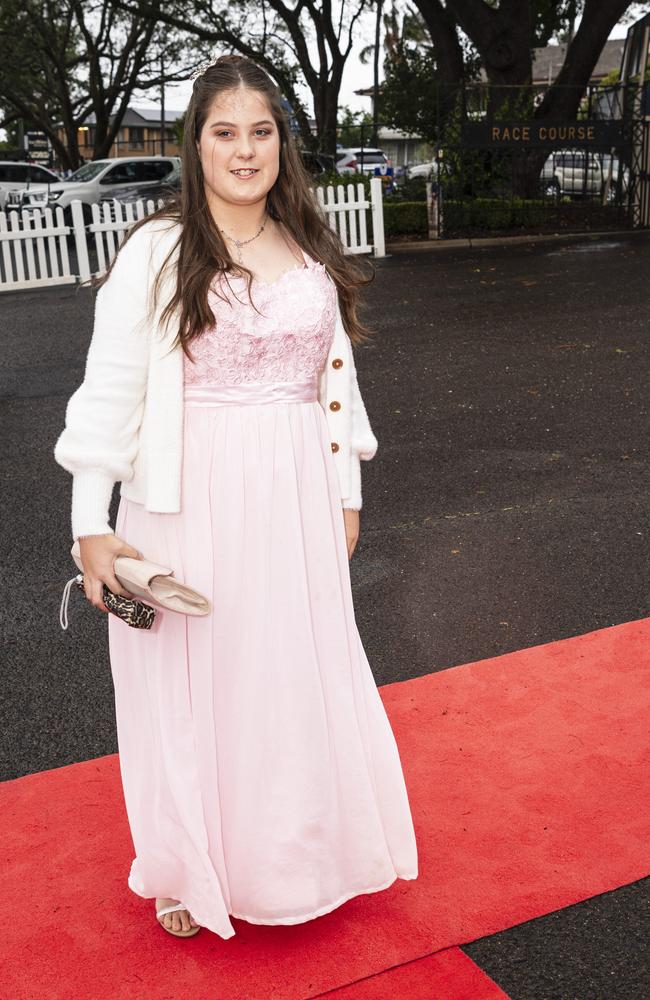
[
  {"left": 380, "top": 43, "right": 449, "bottom": 143},
  {"left": 314, "top": 171, "right": 373, "bottom": 198},
  {"left": 389, "top": 175, "right": 429, "bottom": 201},
  {"left": 171, "top": 111, "right": 186, "bottom": 146},
  {"left": 383, "top": 200, "right": 428, "bottom": 236},
  {"left": 336, "top": 106, "right": 376, "bottom": 149},
  {"left": 377, "top": 194, "right": 625, "bottom": 239},
  {"left": 600, "top": 68, "right": 622, "bottom": 87},
  {"left": 442, "top": 197, "right": 548, "bottom": 233},
  {"left": 534, "top": 0, "right": 585, "bottom": 46}
]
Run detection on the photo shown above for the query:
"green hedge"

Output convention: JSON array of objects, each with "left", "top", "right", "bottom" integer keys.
[
  {"left": 383, "top": 200, "right": 429, "bottom": 236},
  {"left": 442, "top": 197, "right": 548, "bottom": 233},
  {"left": 318, "top": 179, "right": 624, "bottom": 240},
  {"left": 378, "top": 196, "right": 621, "bottom": 238}
]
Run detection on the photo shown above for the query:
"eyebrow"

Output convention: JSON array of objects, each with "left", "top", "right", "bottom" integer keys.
[{"left": 209, "top": 120, "right": 274, "bottom": 128}]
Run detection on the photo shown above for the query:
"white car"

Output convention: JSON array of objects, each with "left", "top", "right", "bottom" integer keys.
[
  {"left": 0, "top": 161, "right": 60, "bottom": 211},
  {"left": 404, "top": 160, "right": 436, "bottom": 180},
  {"left": 541, "top": 150, "right": 604, "bottom": 198},
  {"left": 336, "top": 147, "right": 391, "bottom": 176},
  {"left": 7, "top": 155, "right": 180, "bottom": 223}
]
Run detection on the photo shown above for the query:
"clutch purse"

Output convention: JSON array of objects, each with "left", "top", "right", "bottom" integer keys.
[
  {"left": 59, "top": 573, "right": 157, "bottom": 631},
  {"left": 59, "top": 540, "right": 212, "bottom": 631}
]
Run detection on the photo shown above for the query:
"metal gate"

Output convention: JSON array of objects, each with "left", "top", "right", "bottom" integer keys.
[{"left": 429, "top": 83, "right": 649, "bottom": 239}]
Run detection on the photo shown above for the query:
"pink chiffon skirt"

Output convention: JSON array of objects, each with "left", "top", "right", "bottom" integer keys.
[{"left": 107, "top": 379, "right": 418, "bottom": 939}]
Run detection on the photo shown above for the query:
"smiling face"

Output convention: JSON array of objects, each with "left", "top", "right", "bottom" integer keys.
[{"left": 196, "top": 85, "right": 281, "bottom": 213}]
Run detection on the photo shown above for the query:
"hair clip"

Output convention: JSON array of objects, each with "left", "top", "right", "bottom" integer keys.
[{"left": 190, "top": 51, "right": 219, "bottom": 83}]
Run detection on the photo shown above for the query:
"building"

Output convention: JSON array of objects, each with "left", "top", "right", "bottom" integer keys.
[
  {"left": 61, "top": 106, "right": 184, "bottom": 163},
  {"left": 532, "top": 38, "right": 626, "bottom": 86}
]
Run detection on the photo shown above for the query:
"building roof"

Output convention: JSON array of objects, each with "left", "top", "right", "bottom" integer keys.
[
  {"left": 129, "top": 107, "right": 185, "bottom": 125},
  {"left": 80, "top": 107, "right": 185, "bottom": 127},
  {"left": 532, "top": 38, "right": 625, "bottom": 84}
]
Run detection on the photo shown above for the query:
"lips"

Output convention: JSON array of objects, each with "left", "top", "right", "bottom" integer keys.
[{"left": 231, "top": 169, "right": 259, "bottom": 176}]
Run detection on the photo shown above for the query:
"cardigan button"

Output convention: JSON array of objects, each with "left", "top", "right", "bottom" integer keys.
[
  {"left": 332, "top": 358, "right": 343, "bottom": 368},
  {"left": 331, "top": 441, "right": 339, "bottom": 452},
  {"left": 329, "top": 400, "right": 341, "bottom": 411}
]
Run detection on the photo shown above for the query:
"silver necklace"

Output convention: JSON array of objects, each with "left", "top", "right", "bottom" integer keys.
[{"left": 217, "top": 213, "right": 268, "bottom": 265}]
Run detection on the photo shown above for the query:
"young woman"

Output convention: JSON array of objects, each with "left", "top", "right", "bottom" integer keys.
[{"left": 54, "top": 54, "right": 418, "bottom": 940}]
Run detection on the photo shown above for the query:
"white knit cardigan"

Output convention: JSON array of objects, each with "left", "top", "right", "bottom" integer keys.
[{"left": 54, "top": 218, "right": 379, "bottom": 541}]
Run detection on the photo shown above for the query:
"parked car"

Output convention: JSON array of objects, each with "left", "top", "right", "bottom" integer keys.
[
  {"left": 0, "top": 160, "right": 60, "bottom": 210},
  {"left": 99, "top": 171, "right": 181, "bottom": 220},
  {"left": 336, "top": 147, "right": 391, "bottom": 177},
  {"left": 599, "top": 153, "right": 630, "bottom": 201},
  {"left": 540, "top": 150, "right": 604, "bottom": 198},
  {"left": 404, "top": 160, "right": 436, "bottom": 180},
  {"left": 7, "top": 156, "right": 181, "bottom": 223},
  {"left": 300, "top": 150, "right": 338, "bottom": 178}
]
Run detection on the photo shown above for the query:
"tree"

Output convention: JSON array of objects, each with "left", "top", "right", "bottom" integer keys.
[
  {"left": 336, "top": 106, "right": 374, "bottom": 149},
  {"left": 376, "top": 3, "right": 481, "bottom": 141},
  {"left": 412, "top": 0, "right": 634, "bottom": 118},
  {"left": 0, "top": 0, "right": 201, "bottom": 169},
  {"left": 120, "top": 0, "right": 373, "bottom": 157},
  {"left": 360, "top": 1, "right": 457, "bottom": 140}
]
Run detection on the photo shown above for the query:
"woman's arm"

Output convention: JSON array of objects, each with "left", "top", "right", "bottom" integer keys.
[{"left": 53, "top": 225, "right": 154, "bottom": 540}]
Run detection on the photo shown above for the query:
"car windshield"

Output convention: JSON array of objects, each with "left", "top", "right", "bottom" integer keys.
[
  {"left": 352, "top": 152, "right": 386, "bottom": 164},
  {"left": 66, "top": 162, "right": 108, "bottom": 183}
]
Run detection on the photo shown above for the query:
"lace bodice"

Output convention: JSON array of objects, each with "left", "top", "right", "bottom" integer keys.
[{"left": 183, "top": 251, "right": 337, "bottom": 386}]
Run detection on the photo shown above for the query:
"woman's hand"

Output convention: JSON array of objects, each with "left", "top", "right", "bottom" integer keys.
[
  {"left": 78, "top": 533, "right": 143, "bottom": 614},
  {"left": 343, "top": 508, "right": 360, "bottom": 560}
]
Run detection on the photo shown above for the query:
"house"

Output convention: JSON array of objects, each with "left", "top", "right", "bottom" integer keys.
[
  {"left": 62, "top": 106, "right": 184, "bottom": 162},
  {"left": 532, "top": 39, "right": 626, "bottom": 86}
]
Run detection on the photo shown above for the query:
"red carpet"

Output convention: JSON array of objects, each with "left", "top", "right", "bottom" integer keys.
[
  {"left": 321, "top": 948, "right": 510, "bottom": 998},
  {"left": 2, "top": 617, "right": 649, "bottom": 999}
]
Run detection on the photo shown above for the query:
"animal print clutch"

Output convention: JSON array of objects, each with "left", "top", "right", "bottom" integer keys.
[{"left": 59, "top": 573, "right": 156, "bottom": 630}]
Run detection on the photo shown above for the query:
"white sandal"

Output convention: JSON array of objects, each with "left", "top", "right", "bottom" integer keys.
[{"left": 156, "top": 901, "right": 201, "bottom": 937}]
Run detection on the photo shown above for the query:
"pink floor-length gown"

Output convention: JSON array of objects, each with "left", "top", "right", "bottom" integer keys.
[{"left": 107, "top": 248, "right": 418, "bottom": 939}]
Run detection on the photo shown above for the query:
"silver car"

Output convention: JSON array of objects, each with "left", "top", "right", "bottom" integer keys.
[
  {"left": 541, "top": 150, "right": 604, "bottom": 198},
  {"left": 8, "top": 156, "right": 181, "bottom": 223},
  {"left": 0, "top": 161, "right": 60, "bottom": 211}
]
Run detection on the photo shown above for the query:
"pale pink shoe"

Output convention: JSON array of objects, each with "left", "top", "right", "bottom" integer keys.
[{"left": 156, "top": 901, "right": 202, "bottom": 938}]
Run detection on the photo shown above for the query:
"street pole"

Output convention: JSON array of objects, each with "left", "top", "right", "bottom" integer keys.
[{"left": 161, "top": 51, "right": 166, "bottom": 156}]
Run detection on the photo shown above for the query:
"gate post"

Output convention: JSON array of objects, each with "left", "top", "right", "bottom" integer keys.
[
  {"left": 634, "top": 120, "right": 650, "bottom": 228},
  {"left": 369, "top": 176, "right": 386, "bottom": 257},
  {"left": 426, "top": 180, "right": 441, "bottom": 238},
  {"left": 71, "top": 199, "right": 91, "bottom": 283}
]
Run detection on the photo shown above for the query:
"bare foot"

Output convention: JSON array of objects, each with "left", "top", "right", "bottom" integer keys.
[{"left": 155, "top": 896, "right": 200, "bottom": 933}]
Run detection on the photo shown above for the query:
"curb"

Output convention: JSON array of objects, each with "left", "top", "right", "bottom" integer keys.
[{"left": 384, "top": 229, "right": 646, "bottom": 254}]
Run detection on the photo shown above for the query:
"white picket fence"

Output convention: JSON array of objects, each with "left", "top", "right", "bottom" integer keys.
[
  {"left": 0, "top": 177, "right": 385, "bottom": 293},
  {"left": 0, "top": 205, "right": 76, "bottom": 291}
]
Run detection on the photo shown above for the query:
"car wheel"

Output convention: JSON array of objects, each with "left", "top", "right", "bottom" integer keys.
[{"left": 545, "top": 177, "right": 561, "bottom": 200}]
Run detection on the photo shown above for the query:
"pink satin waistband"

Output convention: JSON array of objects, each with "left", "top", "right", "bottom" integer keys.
[{"left": 184, "top": 378, "right": 319, "bottom": 407}]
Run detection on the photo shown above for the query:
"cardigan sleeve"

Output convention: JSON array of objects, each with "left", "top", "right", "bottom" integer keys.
[
  {"left": 338, "top": 292, "right": 378, "bottom": 511},
  {"left": 53, "top": 225, "right": 154, "bottom": 540}
]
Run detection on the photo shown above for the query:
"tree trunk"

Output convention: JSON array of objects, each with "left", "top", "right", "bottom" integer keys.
[
  {"left": 412, "top": 0, "right": 465, "bottom": 86},
  {"left": 535, "top": 0, "right": 632, "bottom": 121},
  {"left": 447, "top": 0, "right": 533, "bottom": 113}
]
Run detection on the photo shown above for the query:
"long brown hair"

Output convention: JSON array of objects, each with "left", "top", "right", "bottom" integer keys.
[{"left": 94, "top": 54, "right": 376, "bottom": 355}]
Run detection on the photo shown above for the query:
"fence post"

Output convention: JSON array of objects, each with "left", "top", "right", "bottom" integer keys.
[
  {"left": 369, "top": 176, "right": 386, "bottom": 257},
  {"left": 426, "top": 180, "right": 442, "bottom": 239},
  {"left": 71, "top": 200, "right": 91, "bottom": 283}
]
